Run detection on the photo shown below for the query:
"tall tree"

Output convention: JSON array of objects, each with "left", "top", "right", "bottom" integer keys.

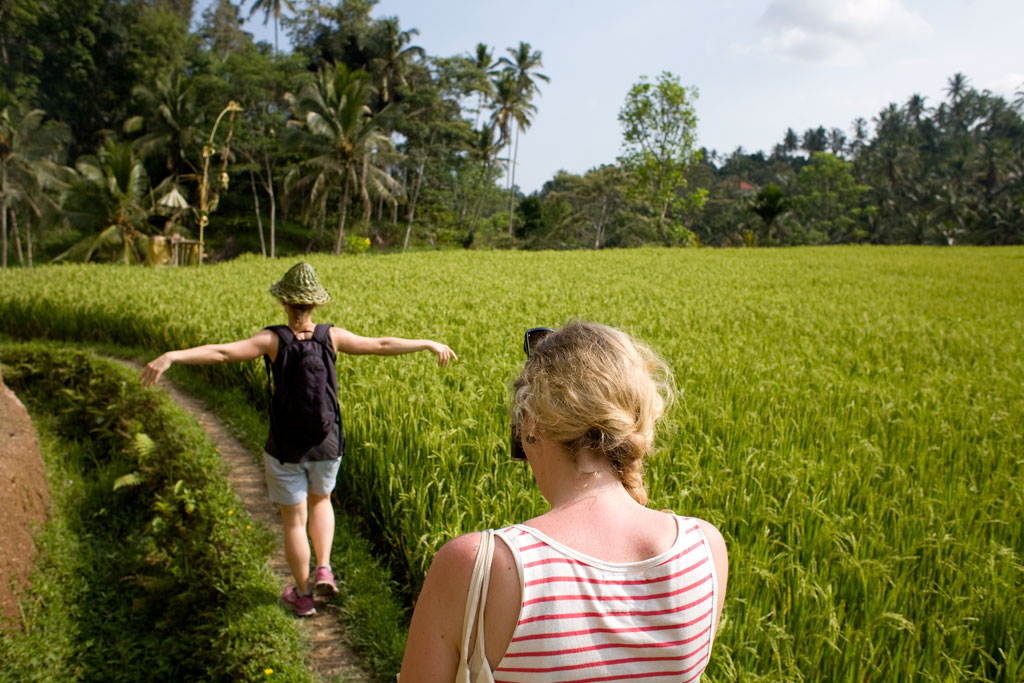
[
  {"left": 247, "top": 0, "right": 295, "bottom": 54},
  {"left": 827, "top": 127, "right": 847, "bottom": 157},
  {"left": 286, "top": 0, "right": 375, "bottom": 71},
  {"left": 465, "top": 121, "right": 503, "bottom": 246},
  {"left": 748, "top": 183, "right": 790, "bottom": 243},
  {"left": 783, "top": 127, "right": 799, "bottom": 155},
  {"left": 124, "top": 73, "right": 206, "bottom": 192},
  {"left": 495, "top": 41, "right": 548, "bottom": 235},
  {"left": 126, "top": 2, "right": 189, "bottom": 89},
  {"left": 216, "top": 44, "right": 306, "bottom": 259},
  {"left": 59, "top": 140, "right": 152, "bottom": 264},
  {"left": 196, "top": 0, "right": 253, "bottom": 60},
  {"left": 364, "top": 17, "right": 424, "bottom": 106},
  {"left": 466, "top": 43, "right": 495, "bottom": 129},
  {"left": 489, "top": 71, "right": 531, "bottom": 220},
  {"left": 284, "top": 62, "right": 393, "bottom": 253},
  {"left": 618, "top": 71, "right": 705, "bottom": 244},
  {"left": 849, "top": 117, "right": 869, "bottom": 158},
  {"left": 544, "top": 165, "right": 630, "bottom": 249},
  {"left": 793, "top": 152, "right": 866, "bottom": 243},
  {"left": 801, "top": 126, "right": 828, "bottom": 154},
  {"left": 14, "top": 0, "right": 137, "bottom": 157},
  {"left": 0, "top": 98, "right": 70, "bottom": 267}
]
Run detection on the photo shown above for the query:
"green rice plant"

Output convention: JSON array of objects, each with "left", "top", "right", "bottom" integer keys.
[{"left": 1, "top": 246, "right": 1022, "bottom": 681}]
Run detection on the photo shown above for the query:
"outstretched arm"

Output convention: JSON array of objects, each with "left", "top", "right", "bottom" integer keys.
[
  {"left": 697, "top": 519, "right": 729, "bottom": 633},
  {"left": 140, "top": 329, "right": 277, "bottom": 387},
  {"left": 332, "top": 328, "right": 457, "bottom": 366}
]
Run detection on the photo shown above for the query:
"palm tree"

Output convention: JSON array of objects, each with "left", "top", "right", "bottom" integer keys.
[
  {"left": 801, "top": 126, "right": 828, "bottom": 154},
  {"left": 905, "top": 93, "right": 929, "bottom": 124},
  {"left": 124, "top": 73, "right": 205, "bottom": 189},
  {"left": 466, "top": 43, "right": 495, "bottom": 129},
  {"left": 946, "top": 73, "right": 969, "bottom": 105},
  {"left": 364, "top": 18, "right": 424, "bottom": 107},
  {"left": 489, "top": 74, "right": 533, "bottom": 235},
  {"left": 827, "top": 127, "right": 847, "bottom": 157},
  {"left": 247, "top": 0, "right": 295, "bottom": 55},
  {"left": 749, "top": 184, "right": 790, "bottom": 242},
  {"left": 945, "top": 72, "right": 972, "bottom": 134},
  {"left": 782, "top": 127, "right": 799, "bottom": 155},
  {"left": 0, "top": 99, "right": 70, "bottom": 267},
  {"left": 465, "top": 121, "right": 503, "bottom": 247},
  {"left": 58, "top": 140, "right": 152, "bottom": 263},
  {"left": 284, "top": 63, "right": 394, "bottom": 254},
  {"left": 495, "top": 42, "right": 548, "bottom": 235},
  {"left": 849, "top": 117, "right": 869, "bottom": 157}
]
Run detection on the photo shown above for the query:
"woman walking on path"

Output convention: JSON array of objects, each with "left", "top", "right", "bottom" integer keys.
[
  {"left": 399, "top": 322, "right": 727, "bottom": 681},
  {"left": 141, "top": 262, "right": 456, "bottom": 617}
]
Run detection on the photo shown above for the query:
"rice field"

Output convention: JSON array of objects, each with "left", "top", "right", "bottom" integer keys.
[{"left": 1, "top": 246, "right": 1022, "bottom": 681}]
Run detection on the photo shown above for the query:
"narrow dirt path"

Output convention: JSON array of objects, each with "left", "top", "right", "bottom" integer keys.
[{"left": 120, "top": 360, "right": 371, "bottom": 683}]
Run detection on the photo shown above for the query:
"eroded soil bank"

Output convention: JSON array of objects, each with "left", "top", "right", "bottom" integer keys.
[{"left": 0, "top": 367, "right": 50, "bottom": 627}]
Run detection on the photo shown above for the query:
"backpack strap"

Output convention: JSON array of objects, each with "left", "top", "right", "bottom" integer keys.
[
  {"left": 311, "top": 323, "right": 340, "bottom": 415},
  {"left": 310, "top": 324, "right": 343, "bottom": 459},
  {"left": 312, "top": 324, "right": 335, "bottom": 356},
  {"left": 262, "top": 325, "right": 296, "bottom": 407}
]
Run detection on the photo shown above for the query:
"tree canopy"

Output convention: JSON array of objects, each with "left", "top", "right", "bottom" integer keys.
[{"left": 1, "top": 0, "right": 1022, "bottom": 267}]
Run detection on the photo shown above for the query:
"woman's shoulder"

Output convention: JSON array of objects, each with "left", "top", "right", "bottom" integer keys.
[
  {"left": 672, "top": 515, "right": 726, "bottom": 553},
  {"left": 435, "top": 531, "right": 486, "bottom": 567},
  {"left": 426, "top": 530, "right": 518, "bottom": 616},
  {"left": 431, "top": 530, "right": 513, "bottom": 574}
]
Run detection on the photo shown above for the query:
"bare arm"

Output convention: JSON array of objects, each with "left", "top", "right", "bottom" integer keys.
[
  {"left": 331, "top": 327, "right": 457, "bottom": 366},
  {"left": 400, "top": 534, "right": 475, "bottom": 681},
  {"left": 140, "top": 330, "right": 276, "bottom": 387},
  {"left": 400, "top": 532, "right": 519, "bottom": 680},
  {"left": 697, "top": 519, "right": 729, "bottom": 633}
]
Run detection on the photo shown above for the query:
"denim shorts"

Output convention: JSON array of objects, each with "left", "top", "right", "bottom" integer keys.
[{"left": 263, "top": 453, "right": 342, "bottom": 506}]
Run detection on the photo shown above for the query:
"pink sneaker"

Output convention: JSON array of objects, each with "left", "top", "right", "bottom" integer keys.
[
  {"left": 281, "top": 587, "right": 316, "bottom": 617},
  {"left": 314, "top": 566, "right": 338, "bottom": 596}
]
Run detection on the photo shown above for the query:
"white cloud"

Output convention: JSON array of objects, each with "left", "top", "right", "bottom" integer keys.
[
  {"left": 983, "top": 73, "right": 1024, "bottom": 99},
  {"left": 757, "top": 0, "right": 931, "bottom": 63}
]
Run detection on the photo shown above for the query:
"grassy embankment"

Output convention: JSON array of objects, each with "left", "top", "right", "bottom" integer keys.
[{"left": 0, "top": 346, "right": 310, "bottom": 682}]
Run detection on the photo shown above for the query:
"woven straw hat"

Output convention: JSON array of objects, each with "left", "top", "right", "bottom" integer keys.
[{"left": 269, "top": 262, "right": 330, "bottom": 305}]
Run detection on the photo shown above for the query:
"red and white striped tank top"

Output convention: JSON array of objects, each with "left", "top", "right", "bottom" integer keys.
[{"left": 492, "top": 515, "right": 719, "bottom": 683}]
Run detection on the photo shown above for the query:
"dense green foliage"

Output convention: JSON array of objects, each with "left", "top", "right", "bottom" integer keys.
[
  {"left": 618, "top": 71, "right": 706, "bottom": 245},
  {"left": 1, "top": 248, "right": 1022, "bottom": 680},
  {"left": 2, "top": 1, "right": 1021, "bottom": 268},
  {"left": 0, "top": 344, "right": 311, "bottom": 682}
]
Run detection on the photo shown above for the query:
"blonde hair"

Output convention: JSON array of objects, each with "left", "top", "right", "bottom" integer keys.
[{"left": 511, "top": 322, "right": 673, "bottom": 505}]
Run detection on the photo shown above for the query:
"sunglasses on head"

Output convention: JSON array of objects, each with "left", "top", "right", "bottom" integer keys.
[
  {"left": 512, "top": 327, "right": 555, "bottom": 461},
  {"left": 523, "top": 327, "right": 554, "bottom": 358}
]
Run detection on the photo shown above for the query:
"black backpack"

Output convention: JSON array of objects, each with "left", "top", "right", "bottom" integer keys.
[{"left": 263, "top": 324, "right": 340, "bottom": 449}]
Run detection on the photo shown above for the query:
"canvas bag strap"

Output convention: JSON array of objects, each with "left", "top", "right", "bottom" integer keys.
[{"left": 457, "top": 529, "right": 495, "bottom": 683}]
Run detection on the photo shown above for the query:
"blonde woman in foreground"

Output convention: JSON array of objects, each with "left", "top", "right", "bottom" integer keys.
[{"left": 400, "top": 321, "right": 728, "bottom": 682}]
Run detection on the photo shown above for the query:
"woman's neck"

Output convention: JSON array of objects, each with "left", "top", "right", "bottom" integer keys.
[
  {"left": 536, "top": 445, "right": 633, "bottom": 511},
  {"left": 287, "top": 311, "right": 314, "bottom": 331}
]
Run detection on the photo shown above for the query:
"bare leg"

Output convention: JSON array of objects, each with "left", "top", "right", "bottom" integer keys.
[
  {"left": 307, "top": 492, "right": 335, "bottom": 569},
  {"left": 280, "top": 500, "right": 311, "bottom": 593}
]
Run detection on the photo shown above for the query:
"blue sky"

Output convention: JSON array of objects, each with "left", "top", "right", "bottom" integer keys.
[{"left": 212, "top": 0, "right": 1024, "bottom": 193}]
